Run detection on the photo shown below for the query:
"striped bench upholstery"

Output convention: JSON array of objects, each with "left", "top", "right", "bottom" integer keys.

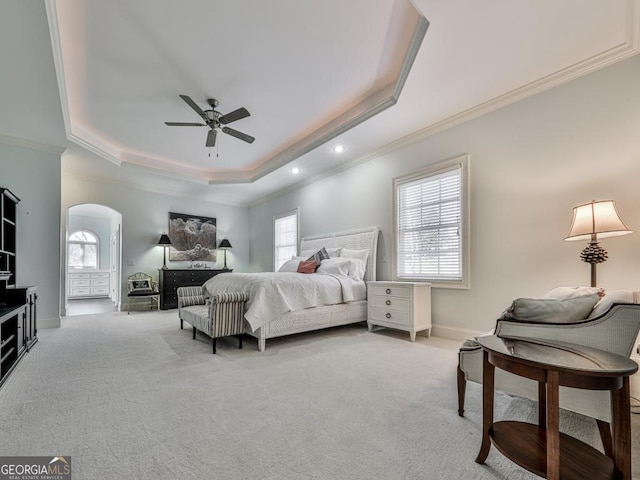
[{"left": 177, "top": 286, "right": 249, "bottom": 354}]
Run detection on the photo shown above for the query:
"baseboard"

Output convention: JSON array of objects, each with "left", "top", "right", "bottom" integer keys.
[
  {"left": 39, "top": 316, "right": 61, "bottom": 329},
  {"left": 431, "top": 324, "right": 487, "bottom": 342}
]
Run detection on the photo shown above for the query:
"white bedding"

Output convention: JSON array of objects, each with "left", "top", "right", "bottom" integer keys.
[{"left": 203, "top": 272, "right": 366, "bottom": 332}]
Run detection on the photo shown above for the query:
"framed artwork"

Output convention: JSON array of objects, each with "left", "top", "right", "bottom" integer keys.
[{"left": 168, "top": 212, "right": 217, "bottom": 262}]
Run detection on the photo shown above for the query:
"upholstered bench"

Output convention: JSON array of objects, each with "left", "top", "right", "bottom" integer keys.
[{"left": 177, "top": 286, "right": 248, "bottom": 354}]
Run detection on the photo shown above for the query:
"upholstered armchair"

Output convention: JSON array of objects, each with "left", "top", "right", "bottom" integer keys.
[{"left": 457, "top": 289, "right": 640, "bottom": 455}]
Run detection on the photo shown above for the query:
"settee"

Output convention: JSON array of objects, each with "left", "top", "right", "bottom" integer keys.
[{"left": 457, "top": 288, "right": 640, "bottom": 454}]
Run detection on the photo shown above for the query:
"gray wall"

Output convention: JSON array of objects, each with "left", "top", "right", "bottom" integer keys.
[
  {"left": 0, "top": 142, "right": 62, "bottom": 327},
  {"left": 62, "top": 172, "right": 251, "bottom": 310},
  {"left": 249, "top": 56, "right": 640, "bottom": 338}
]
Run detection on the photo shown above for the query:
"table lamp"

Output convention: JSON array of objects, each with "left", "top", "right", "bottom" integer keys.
[
  {"left": 218, "top": 238, "right": 232, "bottom": 270},
  {"left": 564, "top": 200, "right": 633, "bottom": 287},
  {"left": 158, "top": 233, "right": 172, "bottom": 269}
]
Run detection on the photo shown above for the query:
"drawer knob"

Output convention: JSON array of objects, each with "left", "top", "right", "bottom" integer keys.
[
  {"left": 386, "top": 288, "right": 391, "bottom": 294},
  {"left": 386, "top": 300, "right": 391, "bottom": 306},
  {"left": 386, "top": 313, "right": 391, "bottom": 319}
]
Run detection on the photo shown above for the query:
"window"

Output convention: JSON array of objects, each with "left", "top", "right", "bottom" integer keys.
[
  {"left": 273, "top": 209, "right": 299, "bottom": 271},
  {"left": 68, "top": 230, "right": 99, "bottom": 269},
  {"left": 393, "top": 155, "right": 469, "bottom": 288}
]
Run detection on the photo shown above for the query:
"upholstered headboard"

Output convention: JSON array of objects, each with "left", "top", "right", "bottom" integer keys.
[{"left": 299, "top": 227, "right": 380, "bottom": 282}]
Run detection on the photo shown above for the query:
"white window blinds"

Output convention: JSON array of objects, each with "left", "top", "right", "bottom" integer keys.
[
  {"left": 396, "top": 165, "right": 463, "bottom": 281},
  {"left": 274, "top": 210, "right": 298, "bottom": 271}
]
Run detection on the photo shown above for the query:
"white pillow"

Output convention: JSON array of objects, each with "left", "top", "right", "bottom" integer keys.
[
  {"left": 543, "top": 286, "right": 603, "bottom": 300},
  {"left": 278, "top": 259, "right": 300, "bottom": 272},
  {"left": 340, "top": 248, "right": 369, "bottom": 263},
  {"left": 340, "top": 248, "right": 369, "bottom": 280},
  {"left": 327, "top": 247, "right": 342, "bottom": 257},
  {"left": 316, "top": 258, "right": 352, "bottom": 276},
  {"left": 588, "top": 290, "right": 640, "bottom": 319}
]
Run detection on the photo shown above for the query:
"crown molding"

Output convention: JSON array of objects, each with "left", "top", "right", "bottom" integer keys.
[
  {"left": 0, "top": 132, "right": 66, "bottom": 155},
  {"left": 250, "top": 25, "right": 640, "bottom": 207}
]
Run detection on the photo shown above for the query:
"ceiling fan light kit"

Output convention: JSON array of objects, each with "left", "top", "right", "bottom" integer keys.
[{"left": 165, "top": 95, "right": 255, "bottom": 147}]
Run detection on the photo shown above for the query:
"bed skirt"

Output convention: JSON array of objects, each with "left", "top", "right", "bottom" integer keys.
[{"left": 244, "top": 300, "right": 368, "bottom": 351}]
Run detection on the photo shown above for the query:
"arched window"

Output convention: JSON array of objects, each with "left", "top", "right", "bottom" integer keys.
[{"left": 68, "top": 230, "right": 99, "bottom": 269}]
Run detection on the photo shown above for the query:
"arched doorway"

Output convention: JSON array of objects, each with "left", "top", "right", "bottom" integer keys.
[{"left": 64, "top": 204, "right": 122, "bottom": 316}]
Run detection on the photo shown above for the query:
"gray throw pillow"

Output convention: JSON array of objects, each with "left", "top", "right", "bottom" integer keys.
[
  {"left": 306, "top": 247, "right": 330, "bottom": 264},
  {"left": 501, "top": 293, "right": 600, "bottom": 324}
]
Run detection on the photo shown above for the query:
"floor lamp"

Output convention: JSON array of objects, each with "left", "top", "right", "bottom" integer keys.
[
  {"left": 158, "top": 234, "right": 172, "bottom": 269},
  {"left": 564, "top": 200, "right": 633, "bottom": 287}
]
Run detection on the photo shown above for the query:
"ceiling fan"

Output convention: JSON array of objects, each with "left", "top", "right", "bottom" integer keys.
[{"left": 164, "top": 94, "right": 255, "bottom": 147}]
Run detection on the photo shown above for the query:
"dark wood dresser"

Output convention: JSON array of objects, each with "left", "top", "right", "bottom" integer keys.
[{"left": 158, "top": 269, "right": 230, "bottom": 310}]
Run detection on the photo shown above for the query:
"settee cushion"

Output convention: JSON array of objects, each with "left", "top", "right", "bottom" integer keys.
[
  {"left": 501, "top": 294, "right": 600, "bottom": 324},
  {"left": 180, "top": 305, "right": 211, "bottom": 333}
]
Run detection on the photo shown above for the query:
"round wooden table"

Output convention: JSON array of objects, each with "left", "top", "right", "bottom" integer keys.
[{"left": 475, "top": 335, "right": 638, "bottom": 480}]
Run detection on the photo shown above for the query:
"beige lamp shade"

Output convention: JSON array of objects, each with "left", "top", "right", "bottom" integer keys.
[{"left": 564, "top": 200, "right": 633, "bottom": 242}]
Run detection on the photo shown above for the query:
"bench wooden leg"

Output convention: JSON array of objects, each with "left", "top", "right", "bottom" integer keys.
[
  {"left": 180, "top": 318, "right": 183, "bottom": 330},
  {"left": 192, "top": 327, "right": 196, "bottom": 339},
  {"left": 212, "top": 337, "right": 217, "bottom": 354},
  {"left": 238, "top": 335, "right": 243, "bottom": 350}
]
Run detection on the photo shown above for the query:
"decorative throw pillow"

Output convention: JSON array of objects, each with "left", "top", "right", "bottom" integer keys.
[
  {"left": 306, "top": 247, "right": 330, "bottom": 264},
  {"left": 501, "top": 294, "right": 600, "bottom": 324},
  {"left": 297, "top": 260, "right": 318, "bottom": 274}
]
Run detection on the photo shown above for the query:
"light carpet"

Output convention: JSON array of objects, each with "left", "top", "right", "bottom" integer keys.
[{"left": 0, "top": 310, "right": 637, "bottom": 479}]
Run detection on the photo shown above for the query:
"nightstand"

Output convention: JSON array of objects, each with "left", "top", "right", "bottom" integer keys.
[{"left": 367, "top": 281, "right": 432, "bottom": 341}]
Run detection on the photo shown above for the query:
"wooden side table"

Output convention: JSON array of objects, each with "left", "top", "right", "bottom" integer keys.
[{"left": 476, "top": 335, "right": 638, "bottom": 480}]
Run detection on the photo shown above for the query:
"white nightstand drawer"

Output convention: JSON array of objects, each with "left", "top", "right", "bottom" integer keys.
[
  {"left": 71, "top": 279, "right": 90, "bottom": 287},
  {"left": 369, "top": 284, "right": 411, "bottom": 298},
  {"left": 91, "top": 287, "right": 110, "bottom": 295},
  {"left": 369, "top": 307, "right": 410, "bottom": 327},
  {"left": 92, "top": 272, "right": 110, "bottom": 279},
  {"left": 91, "top": 278, "right": 109, "bottom": 286},
  {"left": 370, "top": 295, "right": 409, "bottom": 312}
]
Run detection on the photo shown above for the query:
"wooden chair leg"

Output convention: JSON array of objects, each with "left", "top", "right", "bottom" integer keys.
[
  {"left": 212, "top": 337, "right": 217, "bottom": 354},
  {"left": 457, "top": 364, "right": 466, "bottom": 416},
  {"left": 180, "top": 318, "right": 183, "bottom": 330},
  {"left": 192, "top": 327, "right": 196, "bottom": 340},
  {"left": 596, "top": 419, "right": 614, "bottom": 459},
  {"left": 238, "top": 334, "right": 243, "bottom": 350}
]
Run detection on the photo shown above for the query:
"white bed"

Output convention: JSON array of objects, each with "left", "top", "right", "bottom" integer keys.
[{"left": 203, "top": 226, "right": 379, "bottom": 351}]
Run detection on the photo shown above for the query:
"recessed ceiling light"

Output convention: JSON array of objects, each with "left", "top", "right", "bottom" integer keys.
[
  {"left": 291, "top": 167, "right": 300, "bottom": 174},
  {"left": 333, "top": 145, "right": 345, "bottom": 153}
]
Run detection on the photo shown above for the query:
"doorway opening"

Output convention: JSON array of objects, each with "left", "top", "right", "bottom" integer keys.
[{"left": 64, "top": 204, "right": 122, "bottom": 316}]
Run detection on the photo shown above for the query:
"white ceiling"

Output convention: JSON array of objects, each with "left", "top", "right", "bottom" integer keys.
[{"left": 12, "top": 1, "right": 640, "bottom": 205}]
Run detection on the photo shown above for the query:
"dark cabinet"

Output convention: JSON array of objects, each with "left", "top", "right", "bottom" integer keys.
[
  {"left": 7, "top": 286, "right": 37, "bottom": 351},
  {"left": 158, "top": 269, "right": 229, "bottom": 309},
  {"left": 0, "top": 187, "right": 38, "bottom": 388}
]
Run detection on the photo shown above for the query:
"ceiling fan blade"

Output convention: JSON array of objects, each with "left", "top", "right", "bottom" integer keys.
[
  {"left": 179, "top": 94, "right": 208, "bottom": 120},
  {"left": 219, "top": 107, "right": 250, "bottom": 125},
  {"left": 165, "top": 122, "right": 205, "bottom": 126},
  {"left": 206, "top": 129, "right": 217, "bottom": 147},
  {"left": 222, "top": 127, "right": 255, "bottom": 144}
]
